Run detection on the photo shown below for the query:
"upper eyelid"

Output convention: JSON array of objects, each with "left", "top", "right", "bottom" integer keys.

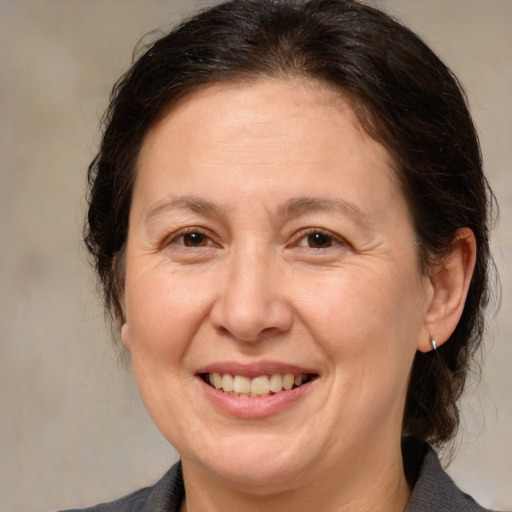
[
  {"left": 164, "top": 227, "right": 217, "bottom": 246},
  {"left": 161, "top": 226, "right": 348, "bottom": 247},
  {"left": 291, "top": 227, "right": 347, "bottom": 245}
]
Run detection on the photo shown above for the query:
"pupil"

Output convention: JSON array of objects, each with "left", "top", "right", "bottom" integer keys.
[
  {"left": 308, "top": 232, "right": 331, "bottom": 248},
  {"left": 184, "top": 232, "right": 206, "bottom": 247}
]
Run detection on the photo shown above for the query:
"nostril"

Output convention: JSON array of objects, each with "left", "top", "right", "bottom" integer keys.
[
  {"left": 210, "top": 300, "right": 293, "bottom": 343},
  {"left": 208, "top": 267, "right": 293, "bottom": 343}
]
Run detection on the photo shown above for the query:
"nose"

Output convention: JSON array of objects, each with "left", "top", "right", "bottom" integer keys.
[{"left": 209, "top": 249, "right": 293, "bottom": 343}]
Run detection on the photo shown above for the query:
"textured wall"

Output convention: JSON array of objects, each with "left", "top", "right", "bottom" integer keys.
[{"left": 0, "top": 1, "right": 510, "bottom": 510}]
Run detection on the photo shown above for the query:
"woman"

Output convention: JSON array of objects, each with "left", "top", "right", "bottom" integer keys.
[{"left": 67, "top": 0, "right": 499, "bottom": 510}]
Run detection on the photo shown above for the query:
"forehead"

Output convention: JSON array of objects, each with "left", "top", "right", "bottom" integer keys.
[
  {"left": 138, "top": 77, "right": 393, "bottom": 171},
  {"left": 134, "top": 78, "right": 402, "bottom": 222}
]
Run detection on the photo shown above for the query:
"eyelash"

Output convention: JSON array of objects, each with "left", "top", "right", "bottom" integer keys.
[
  {"left": 291, "top": 228, "right": 348, "bottom": 250},
  {"left": 164, "top": 227, "right": 348, "bottom": 252},
  {"left": 165, "top": 227, "right": 219, "bottom": 249}
]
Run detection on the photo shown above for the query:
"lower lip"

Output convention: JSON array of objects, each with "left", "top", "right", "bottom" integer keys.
[{"left": 197, "top": 376, "right": 315, "bottom": 419}]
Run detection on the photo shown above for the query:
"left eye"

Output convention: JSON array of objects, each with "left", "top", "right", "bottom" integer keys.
[
  {"left": 296, "top": 230, "right": 340, "bottom": 249},
  {"left": 305, "top": 232, "right": 333, "bottom": 248}
]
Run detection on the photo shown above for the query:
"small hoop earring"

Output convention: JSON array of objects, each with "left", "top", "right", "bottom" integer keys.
[{"left": 430, "top": 334, "right": 437, "bottom": 351}]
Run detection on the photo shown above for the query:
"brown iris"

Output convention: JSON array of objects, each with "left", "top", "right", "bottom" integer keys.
[
  {"left": 183, "top": 232, "right": 208, "bottom": 247},
  {"left": 307, "top": 232, "right": 333, "bottom": 248}
]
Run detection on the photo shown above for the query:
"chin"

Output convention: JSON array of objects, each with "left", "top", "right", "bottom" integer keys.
[{"left": 183, "top": 432, "right": 318, "bottom": 492}]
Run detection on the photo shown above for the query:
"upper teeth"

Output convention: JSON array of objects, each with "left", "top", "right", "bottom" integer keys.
[{"left": 207, "top": 372, "right": 306, "bottom": 396}]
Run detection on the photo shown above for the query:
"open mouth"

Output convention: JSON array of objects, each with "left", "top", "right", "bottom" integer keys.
[{"left": 200, "top": 372, "right": 317, "bottom": 397}]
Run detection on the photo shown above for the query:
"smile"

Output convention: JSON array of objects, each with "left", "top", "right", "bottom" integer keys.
[{"left": 201, "top": 372, "right": 316, "bottom": 397}]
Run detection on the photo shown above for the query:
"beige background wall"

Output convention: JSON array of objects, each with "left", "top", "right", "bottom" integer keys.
[{"left": 1, "top": 1, "right": 510, "bottom": 510}]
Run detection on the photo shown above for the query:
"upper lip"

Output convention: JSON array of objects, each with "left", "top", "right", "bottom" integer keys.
[{"left": 196, "top": 360, "right": 318, "bottom": 379}]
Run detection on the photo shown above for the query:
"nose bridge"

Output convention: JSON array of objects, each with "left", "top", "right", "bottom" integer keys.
[{"left": 211, "top": 242, "right": 291, "bottom": 341}]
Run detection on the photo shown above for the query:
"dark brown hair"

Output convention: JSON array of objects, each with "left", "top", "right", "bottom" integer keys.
[{"left": 84, "top": 0, "right": 496, "bottom": 447}]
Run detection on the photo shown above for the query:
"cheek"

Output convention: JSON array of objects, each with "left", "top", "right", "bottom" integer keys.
[
  {"left": 296, "top": 264, "right": 424, "bottom": 366},
  {"left": 296, "top": 269, "right": 423, "bottom": 430},
  {"left": 123, "top": 266, "right": 214, "bottom": 362},
  {"left": 122, "top": 267, "right": 216, "bottom": 428}
]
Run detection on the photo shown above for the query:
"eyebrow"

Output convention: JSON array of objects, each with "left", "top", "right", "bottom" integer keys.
[
  {"left": 144, "top": 195, "right": 371, "bottom": 226},
  {"left": 144, "top": 196, "right": 220, "bottom": 225},
  {"left": 280, "top": 196, "right": 371, "bottom": 226}
]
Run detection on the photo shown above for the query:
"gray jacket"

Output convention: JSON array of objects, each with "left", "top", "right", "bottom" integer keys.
[{"left": 60, "top": 441, "right": 503, "bottom": 512}]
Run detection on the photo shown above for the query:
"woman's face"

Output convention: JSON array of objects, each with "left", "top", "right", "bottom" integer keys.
[{"left": 122, "top": 79, "right": 432, "bottom": 491}]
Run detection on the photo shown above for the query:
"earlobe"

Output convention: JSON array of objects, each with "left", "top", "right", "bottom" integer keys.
[
  {"left": 418, "top": 228, "right": 477, "bottom": 353},
  {"left": 121, "top": 323, "right": 131, "bottom": 350}
]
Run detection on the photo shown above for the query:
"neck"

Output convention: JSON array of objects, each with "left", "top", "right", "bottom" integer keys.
[{"left": 180, "top": 440, "right": 411, "bottom": 512}]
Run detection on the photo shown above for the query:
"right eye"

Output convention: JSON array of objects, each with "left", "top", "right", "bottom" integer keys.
[
  {"left": 180, "top": 232, "right": 209, "bottom": 247},
  {"left": 166, "top": 228, "right": 219, "bottom": 249},
  {"left": 160, "top": 227, "right": 221, "bottom": 262}
]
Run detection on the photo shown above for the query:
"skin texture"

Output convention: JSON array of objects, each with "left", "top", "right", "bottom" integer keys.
[{"left": 121, "top": 79, "right": 476, "bottom": 512}]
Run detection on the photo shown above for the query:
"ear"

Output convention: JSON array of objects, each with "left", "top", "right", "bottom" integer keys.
[
  {"left": 121, "top": 322, "right": 131, "bottom": 351},
  {"left": 418, "top": 227, "right": 477, "bottom": 353},
  {"left": 118, "top": 292, "right": 131, "bottom": 350}
]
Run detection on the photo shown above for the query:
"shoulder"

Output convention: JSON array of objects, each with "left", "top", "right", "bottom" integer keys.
[
  {"left": 404, "top": 439, "right": 502, "bottom": 512},
  {"left": 57, "top": 462, "right": 184, "bottom": 512},
  {"left": 58, "top": 486, "right": 153, "bottom": 512}
]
